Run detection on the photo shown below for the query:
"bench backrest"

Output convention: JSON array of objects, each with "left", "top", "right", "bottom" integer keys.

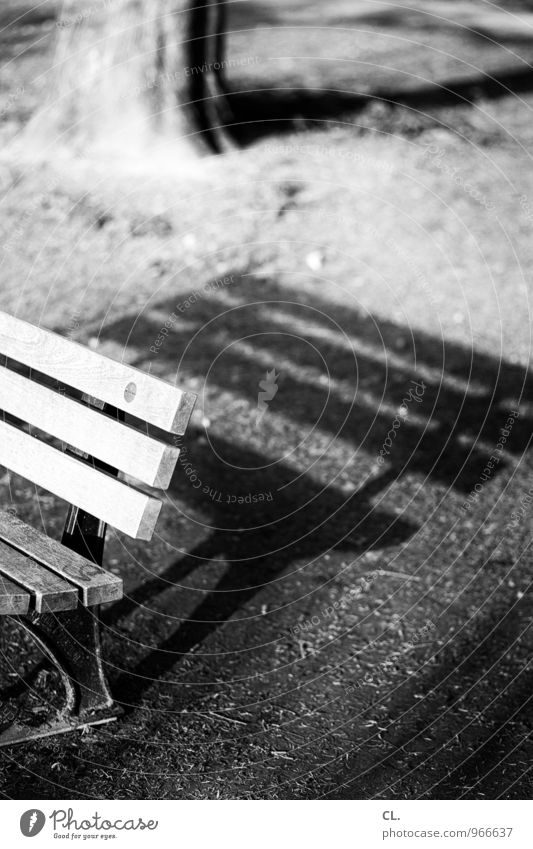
[{"left": 0, "top": 310, "right": 196, "bottom": 540}]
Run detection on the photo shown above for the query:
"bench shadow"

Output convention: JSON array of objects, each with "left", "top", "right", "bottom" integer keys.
[
  {"left": 94, "top": 272, "right": 532, "bottom": 494},
  {"left": 2, "top": 270, "right": 531, "bottom": 797},
  {"left": 90, "top": 271, "right": 532, "bottom": 711},
  {"left": 104, "top": 439, "right": 414, "bottom": 706}
]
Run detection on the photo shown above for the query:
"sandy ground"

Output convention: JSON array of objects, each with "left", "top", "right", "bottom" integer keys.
[{"left": 0, "top": 1, "right": 533, "bottom": 799}]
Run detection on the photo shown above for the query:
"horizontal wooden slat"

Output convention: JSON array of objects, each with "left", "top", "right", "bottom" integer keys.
[
  {"left": 0, "top": 365, "right": 180, "bottom": 489},
  {"left": 0, "top": 420, "right": 162, "bottom": 539},
  {"left": 0, "top": 512, "right": 122, "bottom": 606},
  {"left": 0, "top": 310, "right": 197, "bottom": 434},
  {"left": 0, "top": 572, "right": 30, "bottom": 615},
  {"left": 0, "top": 539, "right": 78, "bottom": 613}
]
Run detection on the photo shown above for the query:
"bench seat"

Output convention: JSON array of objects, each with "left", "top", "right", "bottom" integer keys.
[
  {"left": 0, "top": 512, "right": 122, "bottom": 615},
  {"left": 0, "top": 308, "right": 195, "bottom": 744}
]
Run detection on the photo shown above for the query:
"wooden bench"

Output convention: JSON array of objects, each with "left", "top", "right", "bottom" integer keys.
[{"left": 0, "top": 310, "right": 196, "bottom": 745}]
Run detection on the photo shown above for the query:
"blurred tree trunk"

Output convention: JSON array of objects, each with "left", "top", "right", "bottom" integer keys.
[{"left": 31, "top": 0, "right": 232, "bottom": 156}]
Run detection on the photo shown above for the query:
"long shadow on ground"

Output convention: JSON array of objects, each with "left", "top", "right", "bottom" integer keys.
[
  {"left": 2, "top": 272, "right": 532, "bottom": 798},
  {"left": 93, "top": 273, "right": 532, "bottom": 706}
]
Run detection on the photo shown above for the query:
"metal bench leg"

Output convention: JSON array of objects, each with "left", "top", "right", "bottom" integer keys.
[
  {"left": 0, "top": 497, "right": 122, "bottom": 747},
  {"left": 0, "top": 606, "right": 121, "bottom": 746}
]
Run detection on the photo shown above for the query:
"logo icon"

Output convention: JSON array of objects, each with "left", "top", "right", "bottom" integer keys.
[
  {"left": 20, "top": 810, "right": 45, "bottom": 837},
  {"left": 256, "top": 368, "right": 280, "bottom": 426}
]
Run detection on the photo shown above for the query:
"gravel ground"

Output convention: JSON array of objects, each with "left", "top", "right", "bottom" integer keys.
[{"left": 0, "top": 1, "right": 533, "bottom": 799}]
